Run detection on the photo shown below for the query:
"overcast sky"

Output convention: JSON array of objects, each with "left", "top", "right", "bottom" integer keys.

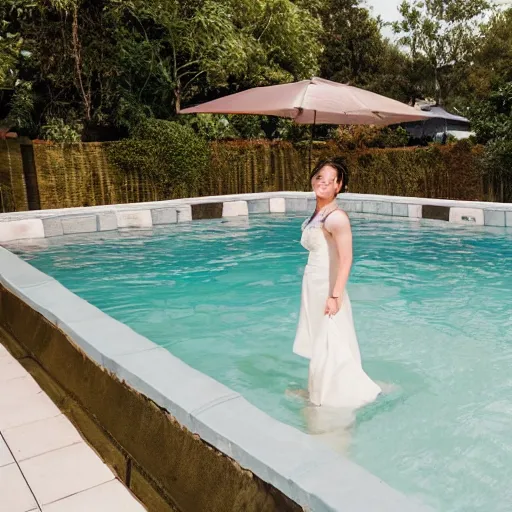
[
  {"left": 364, "top": 0, "right": 512, "bottom": 40},
  {"left": 365, "top": 0, "right": 402, "bottom": 40}
]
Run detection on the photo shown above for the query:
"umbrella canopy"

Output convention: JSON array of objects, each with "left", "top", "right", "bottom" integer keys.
[{"left": 179, "top": 77, "right": 430, "bottom": 126}]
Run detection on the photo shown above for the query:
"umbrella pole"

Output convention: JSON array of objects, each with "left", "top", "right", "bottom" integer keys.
[{"left": 309, "top": 110, "right": 317, "bottom": 170}]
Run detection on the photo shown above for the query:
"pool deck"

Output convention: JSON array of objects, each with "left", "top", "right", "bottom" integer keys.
[{"left": 0, "top": 343, "right": 146, "bottom": 512}]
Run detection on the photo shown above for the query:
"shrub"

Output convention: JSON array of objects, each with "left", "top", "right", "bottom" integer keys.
[
  {"left": 334, "top": 125, "right": 409, "bottom": 150},
  {"left": 107, "top": 118, "right": 210, "bottom": 197},
  {"left": 40, "top": 118, "right": 82, "bottom": 143}
]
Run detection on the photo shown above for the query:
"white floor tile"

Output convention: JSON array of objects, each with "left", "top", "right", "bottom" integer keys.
[
  {"left": 0, "top": 463, "right": 39, "bottom": 512},
  {"left": 4, "top": 414, "right": 82, "bottom": 462},
  {"left": 0, "top": 375, "right": 42, "bottom": 406},
  {"left": 20, "top": 441, "right": 114, "bottom": 505},
  {"left": 0, "top": 391, "right": 61, "bottom": 431},
  {"left": 42, "top": 479, "right": 146, "bottom": 511},
  {"left": 0, "top": 357, "right": 27, "bottom": 383},
  {"left": 0, "top": 436, "right": 14, "bottom": 467},
  {"left": 0, "top": 344, "right": 9, "bottom": 358}
]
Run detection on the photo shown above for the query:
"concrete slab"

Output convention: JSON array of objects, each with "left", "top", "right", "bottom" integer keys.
[
  {"left": 10, "top": 279, "right": 101, "bottom": 327},
  {"left": 96, "top": 212, "right": 118, "bottom": 232},
  {"left": 0, "top": 219, "right": 44, "bottom": 243},
  {"left": 59, "top": 315, "right": 157, "bottom": 369},
  {"left": 116, "top": 210, "right": 152, "bottom": 229},
  {"left": 0, "top": 375, "right": 42, "bottom": 404},
  {"left": 285, "top": 198, "right": 308, "bottom": 212},
  {"left": 60, "top": 215, "right": 97, "bottom": 235},
  {"left": 247, "top": 199, "right": 270, "bottom": 214},
  {"left": 0, "top": 463, "right": 39, "bottom": 512},
  {"left": 42, "top": 218, "right": 63, "bottom": 237},
  {"left": 176, "top": 206, "right": 192, "bottom": 222},
  {"left": 0, "top": 436, "right": 14, "bottom": 468},
  {"left": 0, "top": 357, "right": 27, "bottom": 383},
  {"left": 0, "top": 390, "right": 61, "bottom": 431},
  {"left": 408, "top": 205, "right": 422, "bottom": 219},
  {"left": 19, "top": 442, "right": 114, "bottom": 506},
  {"left": 3, "top": 414, "right": 82, "bottom": 462},
  {"left": 42, "top": 480, "right": 145, "bottom": 512},
  {"left": 151, "top": 208, "right": 177, "bottom": 225},
  {"left": 222, "top": 201, "right": 249, "bottom": 217},
  {"left": 338, "top": 200, "right": 362, "bottom": 213},
  {"left": 0, "top": 247, "right": 54, "bottom": 289},
  {"left": 269, "top": 197, "right": 286, "bottom": 213},
  {"left": 362, "top": 201, "right": 393, "bottom": 216},
  {"left": 193, "top": 395, "right": 337, "bottom": 503},
  {"left": 0, "top": 343, "right": 8, "bottom": 358},
  {"left": 111, "top": 347, "right": 240, "bottom": 429},
  {"left": 293, "top": 458, "right": 433, "bottom": 512},
  {"left": 392, "top": 203, "right": 409, "bottom": 217},
  {"left": 449, "top": 207, "right": 484, "bottom": 226},
  {"left": 484, "top": 210, "right": 506, "bottom": 227}
]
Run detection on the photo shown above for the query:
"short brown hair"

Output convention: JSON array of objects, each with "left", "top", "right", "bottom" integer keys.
[{"left": 309, "top": 157, "right": 349, "bottom": 194}]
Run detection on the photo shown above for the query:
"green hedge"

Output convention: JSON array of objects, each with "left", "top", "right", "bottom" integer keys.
[
  {"left": 106, "top": 119, "right": 210, "bottom": 198},
  {"left": 207, "top": 139, "right": 489, "bottom": 201},
  {"left": 27, "top": 137, "right": 506, "bottom": 210}
]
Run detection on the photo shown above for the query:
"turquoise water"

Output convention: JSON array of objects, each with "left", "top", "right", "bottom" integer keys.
[{"left": 12, "top": 213, "right": 512, "bottom": 511}]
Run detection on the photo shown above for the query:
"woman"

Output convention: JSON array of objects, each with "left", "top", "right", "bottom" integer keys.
[{"left": 293, "top": 158, "right": 381, "bottom": 409}]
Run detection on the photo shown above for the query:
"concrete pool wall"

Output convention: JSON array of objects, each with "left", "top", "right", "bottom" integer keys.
[
  {"left": 0, "top": 192, "right": 510, "bottom": 243},
  {"left": 1, "top": 191, "right": 502, "bottom": 511}
]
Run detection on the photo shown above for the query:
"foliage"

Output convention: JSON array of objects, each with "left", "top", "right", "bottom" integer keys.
[
  {"left": 5, "top": 80, "right": 34, "bottom": 131},
  {"left": 393, "top": 0, "right": 492, "bottom": 106},
  {"left": 0, "top": 0, "right": 323, "bottom": 138},
  {"left": 40, "top": 118, "right": 82, "bottom": 143},
  {"left": 181, "top": 114, "right": 238, "bottom": 141},
  {"left": 334, "top": 125, "right": 409, "bottom": 150},
  {"left": 106, "top": 118, "right": 210, "bottom": 196},
  {"left": 228, "top": 115, "right": 267, "bottom": 140},
  {"left": 273, "top": 118, "right": 311, "bottom": 141},
  {"left": 458, "top": 8, "right": 512, "bottom": 105},
  {"left": 470, "top": 80, "right": 512, "bottom": 200}
]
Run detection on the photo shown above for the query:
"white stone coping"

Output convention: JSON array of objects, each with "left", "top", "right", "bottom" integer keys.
[
  {"left": 0, "top": 192, "right": 510, "bottom": 243},
  {"left": 0, "top": 247, "right": 433, "bottom": 512}
]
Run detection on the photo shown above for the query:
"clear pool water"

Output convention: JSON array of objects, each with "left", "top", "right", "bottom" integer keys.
[{"left": 12, "top": 213, "right": 512, "bottom": 511}]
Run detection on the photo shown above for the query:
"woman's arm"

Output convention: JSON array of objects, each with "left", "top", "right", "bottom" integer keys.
[{"left": 323, "top": 210, "right": 353, "bottom": 315}]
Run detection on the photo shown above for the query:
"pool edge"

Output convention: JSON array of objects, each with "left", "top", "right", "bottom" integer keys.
[{"left": 0, "top": 192, "right": 510, "bottom": 242}]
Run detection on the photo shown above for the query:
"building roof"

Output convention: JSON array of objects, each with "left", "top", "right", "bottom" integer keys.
[{"left": 418, "top": 105, "right": 469, "bottom": 123}]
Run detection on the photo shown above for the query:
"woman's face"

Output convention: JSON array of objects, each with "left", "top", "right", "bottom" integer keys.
[{"left": 311, "top": 165, "right": 342, "bottom": 201}]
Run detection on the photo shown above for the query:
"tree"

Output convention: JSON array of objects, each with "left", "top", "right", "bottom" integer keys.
[
  {"left": 300, "top": 0, "right": 414, "bottom": 103},
  {"left": 393, "top": 0, "right": 492, "bottom": 106},
  {"left": 464, "top": 8, "right": 512, "bottom": 100},
  {"left": 0, "top": 0, "right": 323, "bottom": 138},
  {"left": 317, "top": 0, "right": 385, "bottom": 86}
]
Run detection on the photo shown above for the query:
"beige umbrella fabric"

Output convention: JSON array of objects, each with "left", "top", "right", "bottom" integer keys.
[{"left": 179, "top": 77, "right": 429, "bottom": 126}]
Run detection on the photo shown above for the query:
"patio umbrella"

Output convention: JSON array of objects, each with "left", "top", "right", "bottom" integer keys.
[{"left": 179, "top": 77, "right": 430, "bottom": 167}]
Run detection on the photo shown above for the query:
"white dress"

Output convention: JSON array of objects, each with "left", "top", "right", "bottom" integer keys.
[{"left": 293, "top": 211, "right": 381, "bottom": 409}]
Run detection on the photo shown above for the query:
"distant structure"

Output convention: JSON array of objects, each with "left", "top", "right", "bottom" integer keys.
[{"left": 398, "top": 100, "right": 473, "bottom": 144}]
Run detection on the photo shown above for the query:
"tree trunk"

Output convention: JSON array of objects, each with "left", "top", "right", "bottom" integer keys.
[{"left": 174, "top": 81, "right": 181, "bottom": 114}]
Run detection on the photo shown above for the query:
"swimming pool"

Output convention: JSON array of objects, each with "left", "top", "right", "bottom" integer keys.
[{"left": 12, "top": 213, "right": 512, "bottom": 512}]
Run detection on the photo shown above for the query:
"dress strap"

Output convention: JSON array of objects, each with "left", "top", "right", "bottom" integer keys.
[{"left": 321, "top": 206, "right": 339, "bottom": 223}]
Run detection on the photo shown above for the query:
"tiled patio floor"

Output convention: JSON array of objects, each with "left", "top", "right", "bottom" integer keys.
[{"left": 0, "top": 343, "right": 146, "bottom": 512}]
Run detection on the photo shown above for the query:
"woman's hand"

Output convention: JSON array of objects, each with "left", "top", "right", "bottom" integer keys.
[{"left": 325, "top": 296, "right": 341, "bottom": 317}]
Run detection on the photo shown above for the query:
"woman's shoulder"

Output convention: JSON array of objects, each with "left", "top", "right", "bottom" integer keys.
[
  {"left": 324, "top": 208, "right": 350, "bottom": 223},
  {"left": 323, "top": 208, "right": 351, "bottom": 231}
]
